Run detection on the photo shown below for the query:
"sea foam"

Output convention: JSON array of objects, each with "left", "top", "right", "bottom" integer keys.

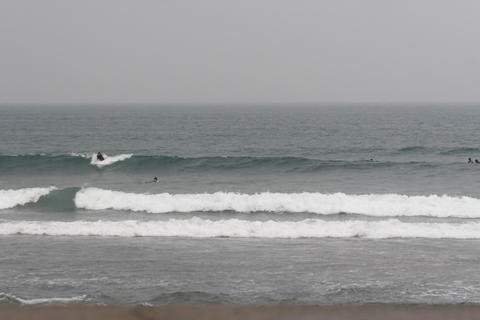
[
  {"left": 2, "top": 218, "right": 480, "bottom": 239},
  {"left": 0, "top": 292, "right": 88, "bottom": 305},
  {"left": 0, "top": 187, "right": 56, "bottom": 210},
  {"left": 74, "top": 188, "right": 480, "bottom": 218}
]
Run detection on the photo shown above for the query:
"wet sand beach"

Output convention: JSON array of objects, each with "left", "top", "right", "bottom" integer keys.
[{"left": 3, "top": 304, "right": 480, "bottom": 320}]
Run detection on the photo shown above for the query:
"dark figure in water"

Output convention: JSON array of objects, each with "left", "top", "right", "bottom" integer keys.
[
  {"left": 145, "top": 177, "right": 158, "bottom": 184},
  {"left": 475, "top": 159, "right": 480, "bottom": 164},
  {"left": 468, "top": 158, "right": 473, "bottom": 164},
  {"left": 97, "top": 152, "right": 105, "bottom": 161}
]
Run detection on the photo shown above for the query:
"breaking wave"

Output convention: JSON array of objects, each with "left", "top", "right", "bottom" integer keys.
[
  {"left": 74, "top": 188, "right": 480, "bottom": 218},
  {"left": 5, "top": 186, "right": 480, "bottom": 219},
  {"left": 0, "top": 187, "right": 56, "bottom": 210},
  {"left": 2, "top": 218, "right": 480, "bottom": 239},
  {"left": 23, "top": 187, "right": 79, "bottom": 212}
]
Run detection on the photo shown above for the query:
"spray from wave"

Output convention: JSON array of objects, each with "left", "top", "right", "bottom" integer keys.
[
  {"left": 89, "top": 153, "right": 133, "bottom": 167},
  {"left": 74, "top": 188, "right": 480, "bottom": 218},
  {"left": 2, "top": 218, "right": 480, "bottom": 239}
]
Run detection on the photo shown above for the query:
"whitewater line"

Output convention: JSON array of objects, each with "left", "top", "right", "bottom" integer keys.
[
  {"left": 2, "top": 218, "right": 480, "bottom": 239},
  {"left": 74, "top": 187, "right": 480, "bottom": 218},
  {"left": 0, "top": 292, "right": 88, "bottom": 305}
]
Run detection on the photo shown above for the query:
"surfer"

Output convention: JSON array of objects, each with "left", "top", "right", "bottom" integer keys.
[
  {"left": 475, "top": 159, "right": 480, "bottom": 164},
  {"left": 468, "top": 158, "right": 473, "bottom": 164},
  {"left": 144, "top": 177, "right": 158, "bottom": 184},
  {"left": 97, "top": 152, "right": 105, "bottom": 161}
]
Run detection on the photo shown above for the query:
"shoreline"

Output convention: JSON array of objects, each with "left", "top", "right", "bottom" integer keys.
[{"left": 3, "top": 304, "right": 480, "bottom": 320}]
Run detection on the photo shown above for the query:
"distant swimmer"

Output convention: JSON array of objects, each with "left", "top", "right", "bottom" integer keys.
[
  {"left": 144, "top": 176, "right": 158, "bottom": 184},
  {"left": 468, "top": 158, "right": 473, "bottom": 164},
  {"left": 97, "top": 152, "right": 105, "bottom": 161},
  {"left": 475, "top": 159, "right": 480, "bottom": 164}
]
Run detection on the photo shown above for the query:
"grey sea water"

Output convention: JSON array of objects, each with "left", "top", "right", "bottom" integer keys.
[{"left": 2, "top": 104, "right": 480, "bottom": 305}]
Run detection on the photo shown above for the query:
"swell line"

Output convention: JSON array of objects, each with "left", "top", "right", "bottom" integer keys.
[{"left": 0, "top": 154, "right": 441, "bottom": 174}]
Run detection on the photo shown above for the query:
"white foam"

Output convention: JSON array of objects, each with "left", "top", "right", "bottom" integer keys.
[
  {"left": 0, "top": 187, "right": 56, "bottom": 210},
  {"left": 0, "top": 292, "right": 88, "bottom": 305},
  {"left": 89, "top": 153, "right": 133, "bottom": 167},
  {"left": 75, "top": 188, "right": 480, "bottom": 218},
  {"left": 1, "top": 218, "right": 480, "bottom": 239}
]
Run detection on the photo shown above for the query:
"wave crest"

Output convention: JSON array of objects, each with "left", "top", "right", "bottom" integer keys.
[
  {"left": 74, "top": 188, "right": 480, "bottom": 218},
  {"left": 0, "top": 154, "right": 440, "bottom": 174},
  {"left": 0, "top": 187, "right": 56, "bottom": 210}
]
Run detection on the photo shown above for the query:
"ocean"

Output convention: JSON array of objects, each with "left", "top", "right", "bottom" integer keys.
[{"left": 2, "top": 104, "right": 480, "bottom": 305}]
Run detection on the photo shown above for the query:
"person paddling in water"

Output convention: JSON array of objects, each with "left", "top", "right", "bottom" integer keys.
[
  {"left": 145, "top": 176, "right": 158, "bottom": 184},
  {"left": 97, "top": 152, "right": 105, "bottom": 161}
]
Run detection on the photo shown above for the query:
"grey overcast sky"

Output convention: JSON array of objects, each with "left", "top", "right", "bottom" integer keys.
[{"left": 1, "top": 0, "right": 480, "bottom": 104}]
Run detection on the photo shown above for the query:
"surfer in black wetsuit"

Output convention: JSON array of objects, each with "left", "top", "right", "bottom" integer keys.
[
  {"left": 97, "top": 152, "right": 105, "bottom": 161},
  {"left": 475, "top": 159, "right": 480, "bottom": 164},
  {"left": 468, "top": 158, "right": 473, "bottom": 164}
]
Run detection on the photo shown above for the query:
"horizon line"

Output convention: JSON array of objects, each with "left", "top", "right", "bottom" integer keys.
[{"left": 1, "top": 101, "right": 480, "bottom": 107}]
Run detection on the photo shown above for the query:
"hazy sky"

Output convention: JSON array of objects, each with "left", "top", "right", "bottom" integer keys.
[{"left": 1, "top": 0, "right": 480, "bottom": 104}]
